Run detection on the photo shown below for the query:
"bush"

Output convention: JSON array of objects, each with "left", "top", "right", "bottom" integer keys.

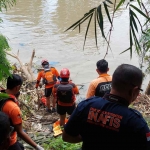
[{"left": 43, "top": 136, "right": 82, "bottom": 150}]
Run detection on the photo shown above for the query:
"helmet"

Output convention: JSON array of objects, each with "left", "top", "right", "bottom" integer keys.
[
  {"left": 41, "top": 59, "right": 49, "bottom": 65},
  {"left": 60, "top": 68, "right": 70, "bottom": 78}
]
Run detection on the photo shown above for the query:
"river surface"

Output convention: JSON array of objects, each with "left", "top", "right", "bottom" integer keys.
[{"left": 0, "top": 0, "right": 149, "bottom": 94}]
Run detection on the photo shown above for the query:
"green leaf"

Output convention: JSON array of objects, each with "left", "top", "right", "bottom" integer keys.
[
  {"left": 0, "top": 64, "right": 11, "bottom": 75},
  {"left": 143, "top": 18, "right": 150, "bottom": 26},
  {"left": 0, "top": 93, "right": 9, "bottom": 99},
  {"left": 136, "top": 0, "right": 141, "bottom": 8},
  {"left": 115, "top": 0, "right": 125, "bottom": 12},
  {"left": 0, "top": 72, "right": 2, "bottom": 80},
  {"left": 0, "top": 0, "right": 16, "bottom": 12},
  {"left": 130, "top": 9, "right": 138, "bottom": 32},
  {"left": 130, "top": 20, "right": 141, "bottom": 50},
  {"left": 65, "top": 8, "right": 96, "bottom": 32},
  {"left": 79, "top": 22, "right": 80, "bottom": 33},
  {"left": 130, "top": 20, "right": 141, "bottom": 56},
  {"left": 97, "top": 5, "right": 105, "bottom": 38},
  {"left": 130, "top": 9, "right": 143, "bottom": 31},
  {"left": 130, "top": 4, "right": 149, "bottom": 19},
  {"left": 130, "top": 29, "right": 133, "bottom": 58},
  {"left": 94, "top": 9, "right": 98, "bottom": 49},
  {"left": 97, "top": 4, "right": 110, "bottom": 51},
  {"left": 72, "top": 12, "right": 94, "bottom": 31},
  {"left": 103, "top": 2, "right": 112, "bottom": 24},
  {"left": 83, "top": 13, "right": 94, "bottom": 50},
  {"left": 105, "top": 0, "right": 113, "bottom": 4},
  {"left": 120, "top": 47, "right": 131, "bottom": 55}
]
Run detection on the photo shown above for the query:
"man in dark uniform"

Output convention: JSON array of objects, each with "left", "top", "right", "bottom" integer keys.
[{"left": 62, "top": 64, "right": 150, "bottom": 150}]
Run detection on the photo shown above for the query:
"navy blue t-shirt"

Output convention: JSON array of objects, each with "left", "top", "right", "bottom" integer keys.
[{"left": 64, "top": 95, "right": 150, "bottom": 150}]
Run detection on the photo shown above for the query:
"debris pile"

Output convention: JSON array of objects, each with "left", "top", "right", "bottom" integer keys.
[{"left": 133, "top": 93, "right": 150, "bottom": 117}]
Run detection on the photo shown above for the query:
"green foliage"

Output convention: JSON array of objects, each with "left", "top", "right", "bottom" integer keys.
[
  {"left": 0, "top": 93, "right": 9, "bottom": 99},
  {"left": 43, "top": 136, "right": 82, "bottom": 150},
  {"left": 0, "top": 34, "right": 12, "bottom": 80},
  {"left": 0, "top": 0, "right": 16, "bottom": 81},
  {"left": 142, "top": 53, "right": 150, "bottom": 74},
  {"left": 137, "top": 28, "right": 150, "bottom": 74},
  {"left": 0, "top": 0, "right": 16, "bottom": 11},
  {"left": 140, "top": 29, "right": 150, "bottom": 52},
  {"left": 0, "top": 0, "right": 16, "bottom": 23},
  {"left": 65, "top": 0, "right": 150, "bottom": 58}
]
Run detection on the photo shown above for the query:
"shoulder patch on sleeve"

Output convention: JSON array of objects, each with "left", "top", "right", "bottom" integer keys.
[{"left": 146, "top": 133, "right": 150, "bottom": 141}]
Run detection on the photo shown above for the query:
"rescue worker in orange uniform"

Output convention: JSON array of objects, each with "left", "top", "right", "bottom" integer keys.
[
  {"left": 35, "top": 59, "right": 60, "bottom": 113},
  {"left": 86, "top": 59, "right": 112, "bottom": 98},
  {"left": 1, "top": 74, "right": 44, "bottom": 150},
  {"left": 52, "top": 68, "right": 79, "bottom": 126}
]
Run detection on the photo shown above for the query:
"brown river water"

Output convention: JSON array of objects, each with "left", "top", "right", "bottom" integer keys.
[{"left": 0, "top": 0, "right": 149, "bottom": 95}]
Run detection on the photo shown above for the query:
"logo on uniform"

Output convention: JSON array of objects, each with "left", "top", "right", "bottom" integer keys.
[
  {"left": 99, "top": 83, "right": 111, "bottom": 92},
  {"left": 61, "top": 91, "right": 67, "bottom": 95},
  {"left": 87, "top": 107, "right": 123, "bottom": 132},
  {"left": 109, "top": 96, "right": 118, "bottom": 102},
  {"left": 146, "top": 133, "right": 150, "bottom": 141}
]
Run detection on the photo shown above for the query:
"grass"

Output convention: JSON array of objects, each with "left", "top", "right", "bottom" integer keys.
[{"left": 42, "top": 136, "right": 82, "bottom": 150}]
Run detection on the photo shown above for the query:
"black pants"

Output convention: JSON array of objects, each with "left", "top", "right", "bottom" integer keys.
[
  {"left": 45, "top": 87, "right": 52, "bottom": 97},
  {"left": 8, "top": 141, "right": 24, "bottom": 150},
  {"left": 57, "top": 104, "right": 76, "bottom": 115}
]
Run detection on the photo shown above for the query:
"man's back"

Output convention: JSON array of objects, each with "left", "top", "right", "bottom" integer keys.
[
  {"left": 36, "top": 67, "right": 59, "bottom": 88},
  {"left": 86, "top": 74, "right": 112, "bottom": 98},
  {"left": 64, "top": 96, "right": 149, "bottom": 150},
  {"left": 53, "top": 81, "right": 79, "bottom": 106}
]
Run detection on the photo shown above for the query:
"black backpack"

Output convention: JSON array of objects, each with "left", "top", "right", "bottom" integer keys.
[
  {"left": 0, "top": 97, "right": 15, "bottom": 111},
  {"left": 95, "top": 81, "right": 112, "bottom": 97},
  {"left": 57, "top": 84, "right": 73, "bottom": 103},
  {"left": 0, "top": 96, "right": 16, "bottom": 131},
  {"left": 0, "top": 90, "right": 16, "bottom": 110}
]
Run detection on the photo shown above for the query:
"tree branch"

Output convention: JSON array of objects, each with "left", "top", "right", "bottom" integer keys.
[
  {"left": 27, "top": 49, "right": 35, "bottom": 81},
  {"left": 5, "top": 50, "right": 33, "bottom": 81},
  {"left": 104, "top": 0, "right": 116, "bottom": 59}
]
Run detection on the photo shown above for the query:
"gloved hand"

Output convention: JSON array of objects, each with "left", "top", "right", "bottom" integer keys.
[{"left": 36, "top": 145, "right": 44, "bottom": 150}]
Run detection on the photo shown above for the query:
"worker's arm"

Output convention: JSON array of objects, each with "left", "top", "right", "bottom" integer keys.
[
  {"left": 74, "top": 84, "right": 79, "bottom": 95},
  {"left": 86, "top": 82, "right": 95, "bottom": 99},
  {"left": 35, "top": 72, "right": 42, "bottom": 88},
  {"left": 62, "top": 130, "right": 82, "bottom": 143},
  {"left": 62, "top": 101, "right": 85, "bottom": 143},
  {"left": 11, "top": 107, "right": 43, "bottom": 149},
  {"left": 14, "top": 123, "right": 37, "bottom": 148}
]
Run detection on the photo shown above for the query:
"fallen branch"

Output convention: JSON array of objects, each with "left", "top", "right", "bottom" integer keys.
[{"left": 6, "top": 49, "right": 36, "bottom": 81}]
